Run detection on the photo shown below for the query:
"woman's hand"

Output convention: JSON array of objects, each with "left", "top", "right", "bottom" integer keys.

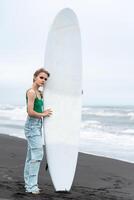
[{"left": 43, "top": 108, "right": 53, "bottom": 117}]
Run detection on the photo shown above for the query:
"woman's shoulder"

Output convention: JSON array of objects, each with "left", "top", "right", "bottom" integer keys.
[{"left": 26, "top": 88, "right": 36, "bottom": 98}]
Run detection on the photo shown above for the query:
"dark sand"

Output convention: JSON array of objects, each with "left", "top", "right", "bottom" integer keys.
[{"left": 0, "top": 134, "right": 134, "bottom": 200}]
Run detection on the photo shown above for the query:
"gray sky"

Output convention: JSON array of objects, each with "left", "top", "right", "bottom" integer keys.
[{"left": 0, "top": 0, "right": 134, "bottom": 106}]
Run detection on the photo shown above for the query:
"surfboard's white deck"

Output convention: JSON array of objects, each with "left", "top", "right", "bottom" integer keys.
[{"left": 43, "top": 8, "right": 82, "bottom": 191}]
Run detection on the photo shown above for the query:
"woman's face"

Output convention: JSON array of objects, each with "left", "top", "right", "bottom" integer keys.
[{"left": 35, "top": 72, "right": 48, "bottom": 87}]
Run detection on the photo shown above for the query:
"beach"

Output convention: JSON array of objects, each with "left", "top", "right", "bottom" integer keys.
[{"left": 0, "top": 134, "right": 134, "bottom": 200}]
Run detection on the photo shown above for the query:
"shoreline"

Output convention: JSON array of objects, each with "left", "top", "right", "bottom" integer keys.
[
  {"left": 0, "top": 133, "right": 134, "bottom": 199},
  {"left": 1, "top": 132, "right": 134, "bottom": 165}
]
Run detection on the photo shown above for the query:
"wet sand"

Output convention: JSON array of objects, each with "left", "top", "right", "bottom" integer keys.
[{"left": 0, "top": 133, "right": 134, "bottom": 200}]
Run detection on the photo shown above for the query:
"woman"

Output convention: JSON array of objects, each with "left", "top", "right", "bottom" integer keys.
[{"left": 24, "top": 68, "right": 52, "bottom": 194}]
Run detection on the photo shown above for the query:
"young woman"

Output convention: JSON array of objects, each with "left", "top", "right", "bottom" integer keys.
[{"left": 24, "top": 68, "right": 52, "bottom": 194}]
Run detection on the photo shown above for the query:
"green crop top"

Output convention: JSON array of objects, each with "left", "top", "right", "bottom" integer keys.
[{"left": 26, "top": 90, "right": 44, "bottom": 113}]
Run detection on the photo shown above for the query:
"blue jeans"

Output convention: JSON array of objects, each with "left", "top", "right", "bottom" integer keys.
[{"left": 24, "top": 116, "right": 44, "bottom": 192}]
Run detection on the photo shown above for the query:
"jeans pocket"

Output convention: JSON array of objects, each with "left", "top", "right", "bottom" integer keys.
[
  {"left": 25, "top": 125, "right": 42, "bottom": 137},
  {"left": 24, "top": 117, "right": 42, "bottom": 138}
]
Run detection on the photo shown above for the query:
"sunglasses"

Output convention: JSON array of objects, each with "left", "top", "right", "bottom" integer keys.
[{"left": 40, "top": 76, "right": 48, "bottom": 81}]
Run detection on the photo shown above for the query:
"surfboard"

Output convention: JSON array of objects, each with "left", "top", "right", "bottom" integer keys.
[{"left": 43, "top": 8, "right": 82, "bottom": 191}]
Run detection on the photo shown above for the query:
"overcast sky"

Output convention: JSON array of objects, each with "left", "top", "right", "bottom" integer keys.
[{"left": 0, "top": 0, "right": 134, "bottom": 106}]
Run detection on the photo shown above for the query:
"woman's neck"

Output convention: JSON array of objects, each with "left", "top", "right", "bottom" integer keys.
[{"left": 32, "top": 83, "right": 39, "bottom": 92}]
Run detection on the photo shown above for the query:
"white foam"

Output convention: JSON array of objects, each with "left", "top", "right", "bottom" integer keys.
[
  {"left": 83, "top": 110, "right": 126, "bottom": 117},
  {"left": 128, "top": 112, "right": 134, "bottom": 120},
  {"left": 80, "top": 129, "right": 134, "bottom": 149},
  {"left": 82, "top": 107, "right": 134, "bottom": 118},
  {"left": 121, "top": 129, "right": 134, "bottom": 134},
  {"left": 79, "top": 129, "right": 134, "bottom": 163},
  {"left": 0, "top": 106, "right": 27, "bottom": 121},
  {"left": 81, "top": 120, "right": 102, "bottom": 129}
]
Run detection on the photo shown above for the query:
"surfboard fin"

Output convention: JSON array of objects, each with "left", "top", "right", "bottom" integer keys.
[{"left": 45, "top": 163, "right": 48, "bottom": 171}]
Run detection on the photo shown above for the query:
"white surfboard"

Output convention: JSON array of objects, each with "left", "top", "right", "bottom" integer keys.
[{"left": 43, "top": 8, "right": 82, "bottom": 191}]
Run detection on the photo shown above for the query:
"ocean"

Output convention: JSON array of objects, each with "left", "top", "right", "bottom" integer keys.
[{"left": 0, "top": 104, "right": 134, "bottom": 163}]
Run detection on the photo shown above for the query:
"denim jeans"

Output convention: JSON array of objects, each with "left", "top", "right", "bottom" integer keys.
[{"left": 24, "top": 116, "right": 44, "bottom": 192}]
